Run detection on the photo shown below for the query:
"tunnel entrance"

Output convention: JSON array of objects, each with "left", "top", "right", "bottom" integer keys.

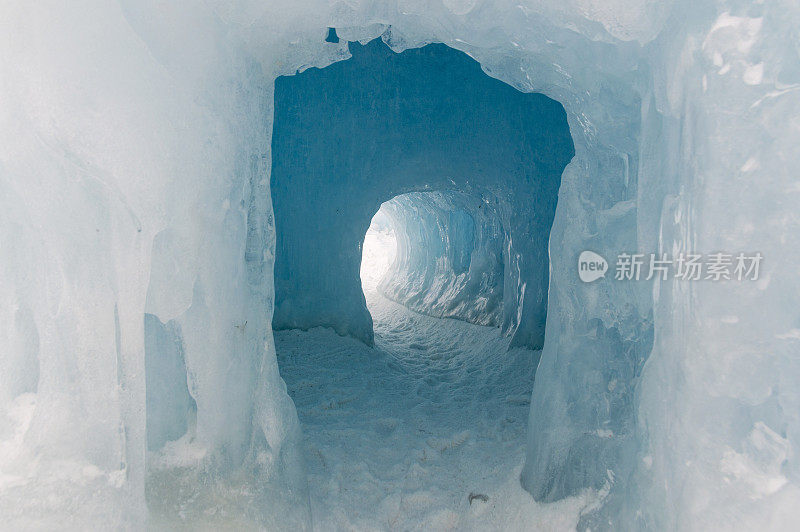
[
  {"left": 271, "top": 37, "right": 573, "bottom": 349},
  {"left": 361, "top": 191, "right": 506, "bottom": 329},
  {"left": 280, "top": 191, "right": 541, "bottom": 529},
  {"left": 271, "top": 35, "right": 574, "bottom": 528},
  {"left": 277, "top": 228, "right": 540, "bottom": 529}
]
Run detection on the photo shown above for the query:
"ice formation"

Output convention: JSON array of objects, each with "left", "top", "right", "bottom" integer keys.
[
  {"left": 1, "top": 0, "right": 798, "bottom": 529},
  {"left": 378, "top": 191, "right": 507, "bottom": 328}
]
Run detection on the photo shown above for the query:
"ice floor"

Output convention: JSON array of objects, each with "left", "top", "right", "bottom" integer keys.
[{"left": 276, "top": 286, "right": 603, "bottom": 530}]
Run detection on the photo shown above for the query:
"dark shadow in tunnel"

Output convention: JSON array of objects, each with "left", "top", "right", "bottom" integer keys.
[{"left": 270, "top": 37, "right": 574, "bottom": 349}]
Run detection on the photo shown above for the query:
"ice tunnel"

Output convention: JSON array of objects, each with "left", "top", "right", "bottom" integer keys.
[
  {"left": 374, "top": 190, "right": 507, "bottom": 327},
  {"left": 271, "top": 39, "right": 573, "bottom": 348},
  {"left": 2, "top": 1, "right": 800, "bottom": 531}
]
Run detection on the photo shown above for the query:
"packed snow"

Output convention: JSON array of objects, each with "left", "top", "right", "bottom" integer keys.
[{"left": 276, "top": 226, "right": 604, "bottom": 529}]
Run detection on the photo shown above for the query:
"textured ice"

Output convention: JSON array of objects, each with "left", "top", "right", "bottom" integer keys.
[
  {"left": 377, "top": 191, "right": 506, "bottom": 328},
  {"left": 1, "top": 0, "right": 799, "bottom": 529}
]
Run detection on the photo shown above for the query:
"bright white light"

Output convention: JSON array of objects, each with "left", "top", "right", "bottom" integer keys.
[{"left": 360, "top": 208, "right": 397, "bottom": 293}]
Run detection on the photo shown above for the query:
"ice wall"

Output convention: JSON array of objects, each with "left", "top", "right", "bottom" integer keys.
[
  {"left": 271, "top": 39, "right": 573, "bottom": 347},
  {"left": 0, "top": 1, "right": 309, "bottom": 528},
  {"left": 377, "top": 191, "right": 506, "bottom": 327},
  {"left": 631, "top": 5, "right": 800, "bottom": 529}
]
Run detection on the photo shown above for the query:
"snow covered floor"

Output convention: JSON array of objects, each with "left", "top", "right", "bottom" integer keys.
[{"left": 276, "top": 288, "right": 601, "bottom": 530}]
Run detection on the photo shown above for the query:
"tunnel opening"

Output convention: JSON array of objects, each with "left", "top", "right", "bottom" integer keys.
[
  {"left": 271, "top": 37, "right": 574, "bottom": 349},
  {"left": 360, "top": 206, "right": 397, "bottom": 295},
  {"left": 278, "top": 191, "right": 542, "bottom": 527},
  {"left": 271, "top": 36, "right": 573, "bottom": 528},
  {"left": 361, "top": 191, "right": 507, "bottom": 330}
]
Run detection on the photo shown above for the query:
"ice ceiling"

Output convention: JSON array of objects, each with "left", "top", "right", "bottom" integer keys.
[{"left": 1, "top": 0, "right": 799, "bottom": 530}]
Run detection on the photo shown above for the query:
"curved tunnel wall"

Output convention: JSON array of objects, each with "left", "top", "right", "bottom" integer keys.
[
  {"left": 271, "top": 38, "right": 574, "bottom": 347},
  {"left": 377, "top": 191, "right": 506, "bottom": 327}
]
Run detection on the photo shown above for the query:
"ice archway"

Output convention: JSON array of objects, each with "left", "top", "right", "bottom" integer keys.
[
  {"left": 1, "top": 1, "right": 798, "bottom": 530},
  {"left": 271, "top": 39, "right": 573, "bottom": 348}
]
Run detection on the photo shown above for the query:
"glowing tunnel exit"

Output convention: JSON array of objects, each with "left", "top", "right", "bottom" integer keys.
[
  {"left": 360, "top": 208, "right": 397, "bottom": 294},
  {"left": 361, "top": 191, "right": 508, "bottom": 328}
]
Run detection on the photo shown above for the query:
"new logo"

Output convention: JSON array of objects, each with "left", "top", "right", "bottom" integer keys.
[{"left": 578, "top": 251, "right": 608, "bottom": 283}]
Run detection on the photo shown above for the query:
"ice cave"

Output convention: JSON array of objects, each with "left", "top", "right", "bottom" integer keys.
[{"left": 1, "top": 1, "right": 799, "bottom": 531}]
